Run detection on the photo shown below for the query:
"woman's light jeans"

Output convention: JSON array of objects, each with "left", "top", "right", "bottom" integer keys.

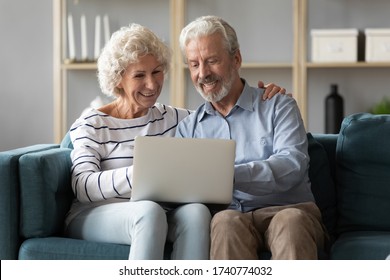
[{"left": 65, "top": 200, "right": 211, "bottom": 260}]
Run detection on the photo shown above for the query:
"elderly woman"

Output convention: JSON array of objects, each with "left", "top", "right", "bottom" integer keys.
[
  {"left": 64, "top": 23, "right": 284, "bottom": 260},
  {"left": 65, "top": 23, "right": 211, "bottom": 260}
]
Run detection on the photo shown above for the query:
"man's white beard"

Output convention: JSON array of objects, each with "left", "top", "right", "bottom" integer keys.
[{"left": 196, "top": 68, "right": 234, "bottom": 103}]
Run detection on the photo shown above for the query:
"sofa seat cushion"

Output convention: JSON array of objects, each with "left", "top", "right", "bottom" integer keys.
[
  {"left": 330, "top": 231, "right": 390, "bottom": 260},
  {"left": 19, "top": 237, "right": 174, "bottom": 260},
  {"left": 336, "top": 113, "right": 390, "bottom": 233},
  {"left": 19, "top": 237, "right": 129, "bottom": 260}
]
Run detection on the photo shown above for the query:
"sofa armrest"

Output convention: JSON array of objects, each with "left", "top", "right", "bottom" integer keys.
[
  {"left": 19, "top": 148, "right": 74, "bottom": 239},
  {"left": 307, "top": 133, "right": 338, "bottom": 243},
  {"left": 312, "top": 133, "right": 338, "bottom": 179},
  {"left": 0, "top": 144, "right": 59, "bottom": 259}
]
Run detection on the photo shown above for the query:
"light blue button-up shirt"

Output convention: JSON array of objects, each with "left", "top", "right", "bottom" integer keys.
[{"left": 175, "top": 80, "right": 314, "bottom": 212}]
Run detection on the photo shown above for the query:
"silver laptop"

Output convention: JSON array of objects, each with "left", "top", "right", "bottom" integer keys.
[{"left": 131, "top": 136, "right": 236, "bottom": 205}]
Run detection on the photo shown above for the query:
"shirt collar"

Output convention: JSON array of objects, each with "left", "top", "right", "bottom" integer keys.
[{"left": 236, "top": 80, "right": 255, "bottom": 112}]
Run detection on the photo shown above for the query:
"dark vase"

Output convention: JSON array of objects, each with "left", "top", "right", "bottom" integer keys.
[{"left": 325, "top": 84, "right": 344, "bottom": 134}]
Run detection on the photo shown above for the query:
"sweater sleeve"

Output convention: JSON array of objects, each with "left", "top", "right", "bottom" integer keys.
[{"left": 69, "top": 118, "right": 133, "bottom": 203}]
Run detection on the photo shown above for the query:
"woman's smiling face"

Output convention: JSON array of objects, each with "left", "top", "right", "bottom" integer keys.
[{"left": 118, "top": 54, "right": 165, "bottom": 113}]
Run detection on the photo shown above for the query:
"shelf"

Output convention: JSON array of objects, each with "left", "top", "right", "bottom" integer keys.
[
  {"left": 306, "top": 62, "right": 390, "bottom": 68},
  {"left": 54, "top": 0, "right": 390, "bottom": 141},
  {"left": 183, "top": 62, "right": 293, "bottom": 70},
  {"left": 53, "top": 0, "right": 298, "bottom": 142},
  {"left": 59, "top": 60, "right": 390, "bottom": 74},
  {"left": 53, "top": 0, "right": 180, "bottom": 143},
  {"left": 61, "top": 62, "right": 97, "bottom": 70},
  {"left": 302, "top": 0, "right": 390, "bottom": 133},
  {"left": 242, "top": 62, "right": 293, "bottom": 69}
]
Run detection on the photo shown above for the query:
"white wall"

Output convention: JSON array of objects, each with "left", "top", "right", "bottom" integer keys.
[{"left": 0, "top": 0, "right": 53, "bottom": 151}]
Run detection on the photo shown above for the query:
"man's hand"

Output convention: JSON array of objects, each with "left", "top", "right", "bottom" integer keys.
[{"left": 258, "top": 81, "right": 292, "bottom": 100}]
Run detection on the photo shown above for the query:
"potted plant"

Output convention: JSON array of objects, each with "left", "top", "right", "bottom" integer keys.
[{"left": 370, "top": 97, "right": 390, "bottom": 114}]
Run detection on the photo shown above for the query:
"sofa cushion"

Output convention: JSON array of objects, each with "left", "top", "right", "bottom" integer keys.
[
  {"left": 336, "top": 113, "right": 390, "bottom": 233},
  {"left": 331, "top": 231, "right": 390, "bottom": 260},
  {"left": 19, "top": 237, "right": 129, "bottom": 260},
  {"left": 19, "top": 237, "right": 173, "bottom": 260},
  {"left": 19, "top": 148, "right": 73, "bottom": 238},
  {"left": 60, "top": 132, "right": 73, "bottom": 149},
  {"left": 307, "top": 133, "right": 337, "bottom": 239}
]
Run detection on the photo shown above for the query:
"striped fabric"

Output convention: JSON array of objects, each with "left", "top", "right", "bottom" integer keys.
[{"left": 65, "top": 103, "right": 191, "bottom": 226}]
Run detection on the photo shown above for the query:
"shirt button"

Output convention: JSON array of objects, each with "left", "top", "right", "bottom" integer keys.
[{"left": 260, "top": 137, "right": 266, "bottom": 145}]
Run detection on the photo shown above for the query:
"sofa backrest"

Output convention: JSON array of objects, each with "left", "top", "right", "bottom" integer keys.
[
  {"left": 336, "top": 113, "right": 390, "bottom": 233},
  {"left": 60, "top": 132, "right": 73, "bottom": 149}
]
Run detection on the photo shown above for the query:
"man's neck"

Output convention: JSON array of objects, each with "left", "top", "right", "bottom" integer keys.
[{"left": 211, "top": 78, "right": 244, "bottom": 117}]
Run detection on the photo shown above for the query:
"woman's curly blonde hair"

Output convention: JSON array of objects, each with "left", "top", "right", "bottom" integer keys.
[{"left": 97, "top": 23, "right": 171, "bottom": 97}]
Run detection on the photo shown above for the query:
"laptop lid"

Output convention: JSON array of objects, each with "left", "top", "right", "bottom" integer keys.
[{"left": 131, "top": 136, "right": 235, "bottom": 205}]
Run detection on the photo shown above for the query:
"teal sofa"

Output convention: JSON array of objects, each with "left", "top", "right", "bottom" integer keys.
[{"left": 1, "top": 112, "right": 390, "bottom": 260}]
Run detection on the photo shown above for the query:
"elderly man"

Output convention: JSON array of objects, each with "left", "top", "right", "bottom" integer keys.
[{"left": 175, "top": 15, "right": 327, "bottom": 260}]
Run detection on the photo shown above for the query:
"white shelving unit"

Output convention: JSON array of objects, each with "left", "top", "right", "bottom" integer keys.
[
  {"left": 53, "top": 0, "right": 298, "bottom": 142},
  {"left": 53, "top": 0, "right": 390, "bottom": 142},
  {"left": 303, "top": 0, "right": 390, "bottom": 131}
]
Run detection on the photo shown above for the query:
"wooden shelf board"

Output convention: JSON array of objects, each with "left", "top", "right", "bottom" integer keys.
[
  {"left": 61, "top": 62, "right": 97, "bottom": 70},
  {"left": 306, "top": 62, "right": 390, "bottom": 68},
  {"left": 242, "top": 62, "right": 293, "bottom": 69}
]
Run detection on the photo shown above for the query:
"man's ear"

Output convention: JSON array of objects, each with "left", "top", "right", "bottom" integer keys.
[{"left": 234, "top": 49, "right": 242, "bottom": 69}]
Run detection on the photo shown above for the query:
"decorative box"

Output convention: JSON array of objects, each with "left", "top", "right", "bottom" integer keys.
[
  {"left": 365, "top": 28, "right": 390, "bottom": 62},
  {"left": 311, "top": 29, "right": 358, "bottom": 62}
]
